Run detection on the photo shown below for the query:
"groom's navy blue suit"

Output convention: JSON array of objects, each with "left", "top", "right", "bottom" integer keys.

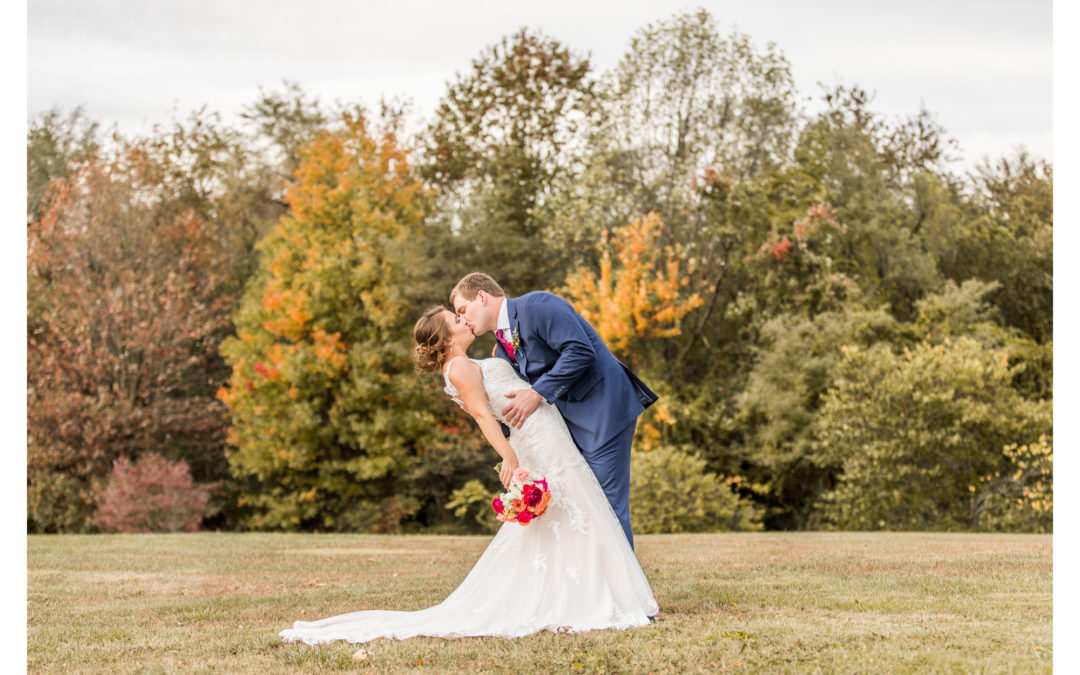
[{"left": 497, "top": 291, "right": 657, "bottom": 549}]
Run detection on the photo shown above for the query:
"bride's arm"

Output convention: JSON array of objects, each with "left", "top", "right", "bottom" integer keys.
[{"left": 447, "top": 359, "right": 519, "bottom": 488}]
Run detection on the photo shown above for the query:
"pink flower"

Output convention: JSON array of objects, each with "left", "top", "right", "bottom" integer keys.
[
  {"left": 516, "top": 511, "right": 533, "bottom": 525},
  {"left": 512, "top": 467, "right": 530, "bottom": 483},
  {"left": 492, "top": 497, "right": 504, "bottom": 514},
  {"left": 535, "top": 478, "right": 548, "bottom": 493},
  {"left": 522, "top": 484, "right": 543, "bottom": 508}
]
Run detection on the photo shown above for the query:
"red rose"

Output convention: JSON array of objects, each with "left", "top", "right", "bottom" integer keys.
[
  {"left": 516, "top": 510, "right": 533, "bottom": 525},
  {"left": 522, "top": 484, "right": 543, "bottom": 507},
  {"left": 492, "top": 497, "right": 504, "bottom": 514}
]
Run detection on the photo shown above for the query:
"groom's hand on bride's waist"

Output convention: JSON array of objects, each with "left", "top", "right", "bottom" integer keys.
[{"left": 502, "top": 388, "right": 542, "bottom": 429}]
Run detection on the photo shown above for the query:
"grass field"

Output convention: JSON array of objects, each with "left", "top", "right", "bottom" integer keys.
[{"left": 27, "top": 532, "right": 1051, "bottom": 673}]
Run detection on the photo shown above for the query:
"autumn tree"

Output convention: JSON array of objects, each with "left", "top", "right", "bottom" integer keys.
[
  {"left": 563, "top": 212, "right": 702, "bottom": 360},
  {"left": 28, "top": 147, "right": 233, "bottom": 532},
  {"left": 218, "top": 111, "right": 468, "bottom": 531}
]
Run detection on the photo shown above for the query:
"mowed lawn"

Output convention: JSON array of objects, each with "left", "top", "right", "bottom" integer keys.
[{"left": 28, "top": 532, "right": 1051, "bottom": 673}]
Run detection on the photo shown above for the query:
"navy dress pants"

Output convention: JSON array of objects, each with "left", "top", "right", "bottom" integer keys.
[{"left": 580, "top": 421, "right": 637, "bottom": 550}]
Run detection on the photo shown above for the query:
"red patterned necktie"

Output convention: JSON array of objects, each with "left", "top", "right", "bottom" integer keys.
[{"left": 497, "top": 329, "right": 517, "bottom": 362}]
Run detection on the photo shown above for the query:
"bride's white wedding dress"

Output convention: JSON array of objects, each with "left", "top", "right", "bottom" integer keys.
[{"left": 280, "top": 357, "right": 658, "bottom": 645}]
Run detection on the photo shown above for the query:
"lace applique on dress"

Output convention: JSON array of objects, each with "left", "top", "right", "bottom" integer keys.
[{"left": 547, "top": 519, "right": 561, "bottom": 541}]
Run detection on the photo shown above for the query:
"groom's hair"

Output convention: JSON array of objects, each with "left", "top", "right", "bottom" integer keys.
[{"left": 450, "top": 273, "right": 505, "bottom": 304}]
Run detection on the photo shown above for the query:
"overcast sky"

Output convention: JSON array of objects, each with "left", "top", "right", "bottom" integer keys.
[{"left": 27, "top": 0, "right": 1052, "bottom": 174}]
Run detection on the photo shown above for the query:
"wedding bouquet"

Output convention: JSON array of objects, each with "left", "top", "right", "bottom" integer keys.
[{"left": 492, "top": 466, "right": 550, "bottom": 525}]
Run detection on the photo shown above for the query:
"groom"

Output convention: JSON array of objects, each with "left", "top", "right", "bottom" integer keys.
[{"left": 451, "top": 272, "right": 657, "bottom": 549}]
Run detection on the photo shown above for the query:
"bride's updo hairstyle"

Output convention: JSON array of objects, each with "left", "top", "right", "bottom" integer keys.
[{"left": 413, "top": 305, "right": 451, "bottom": 373}]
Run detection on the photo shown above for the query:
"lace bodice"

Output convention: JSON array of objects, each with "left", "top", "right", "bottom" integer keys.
[
  {"left": 443, "top": 357, "right": 530, "bottom": 426},
  {"left": 440, "top": 356, "right": 619, "bottom": 550},
  {"left": 443, "top": 358, "right": 582, "bottom": 478}
]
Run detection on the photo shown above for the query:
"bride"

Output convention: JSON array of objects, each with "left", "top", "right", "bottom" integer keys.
[{"left": 279, "top": 306, "right": 658, "bottom": 645}]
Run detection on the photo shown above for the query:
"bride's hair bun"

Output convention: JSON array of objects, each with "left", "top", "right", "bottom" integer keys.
[{"left": 413, "top": 305, "right": 451, "bottom": 373}]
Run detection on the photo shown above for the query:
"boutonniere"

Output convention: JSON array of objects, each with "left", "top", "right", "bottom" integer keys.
[{"left": 510, "top": 328, "right": 522, "bottom": 354}]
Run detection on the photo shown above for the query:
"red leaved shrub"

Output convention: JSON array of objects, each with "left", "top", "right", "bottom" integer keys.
[{"left": 93, "top": 453, "right": 212, "bottom": 533}]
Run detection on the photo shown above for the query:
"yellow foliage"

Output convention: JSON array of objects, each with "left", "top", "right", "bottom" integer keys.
[
  {"left": 652, "top": 398, "right": 676, "bottom": 425},
  {"left": 260, "top": 282, "right": 312, "bottom": 341},
  {"left": 636, "top": 398, "right": 678, "bottom": 449},
  {"left": 564, "top": 212, "right": 703, "bottom": 358},
  {"left": 640, "top": 422, "right": 660, "bottom": 452},
  {"left": 311, "top": 329, "right": 349, "bottom": 373}
]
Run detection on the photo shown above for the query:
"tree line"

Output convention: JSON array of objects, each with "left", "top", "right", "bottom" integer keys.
[{"left": 27, "top": 9, "right": 1051, "bottom": 534}]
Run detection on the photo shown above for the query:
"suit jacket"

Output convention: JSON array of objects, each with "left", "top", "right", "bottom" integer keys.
[{"left": 497, "top": 291, "right": 658, "bottom": 453}]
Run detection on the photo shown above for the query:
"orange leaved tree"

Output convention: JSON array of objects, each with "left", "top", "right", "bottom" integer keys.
[
  {"left": 28, "top": 148, "right": 232, "bottom": 532},
  {"left": 563, "top": 212, "right": 703, "bottom": 360},
  {"left": 217, "top": 112, "right": 446, "bottom": 531}
]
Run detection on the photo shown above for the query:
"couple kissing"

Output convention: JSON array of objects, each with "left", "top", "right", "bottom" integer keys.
[{"left": 281, "top": 272, "right": 659, "bottom": 645}]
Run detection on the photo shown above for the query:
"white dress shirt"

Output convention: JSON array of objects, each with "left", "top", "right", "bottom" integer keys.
[{"left": 496, "top": 297, "right": 512, "bottom": 341}]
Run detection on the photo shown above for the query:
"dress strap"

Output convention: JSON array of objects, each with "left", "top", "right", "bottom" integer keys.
[{"left": 443, "top": 355, "right": 466, "bottom": 379}]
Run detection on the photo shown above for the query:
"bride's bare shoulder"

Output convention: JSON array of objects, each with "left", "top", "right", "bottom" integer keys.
[{"left": 446, "top": 356, "right": 483, "bottom": 385}]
